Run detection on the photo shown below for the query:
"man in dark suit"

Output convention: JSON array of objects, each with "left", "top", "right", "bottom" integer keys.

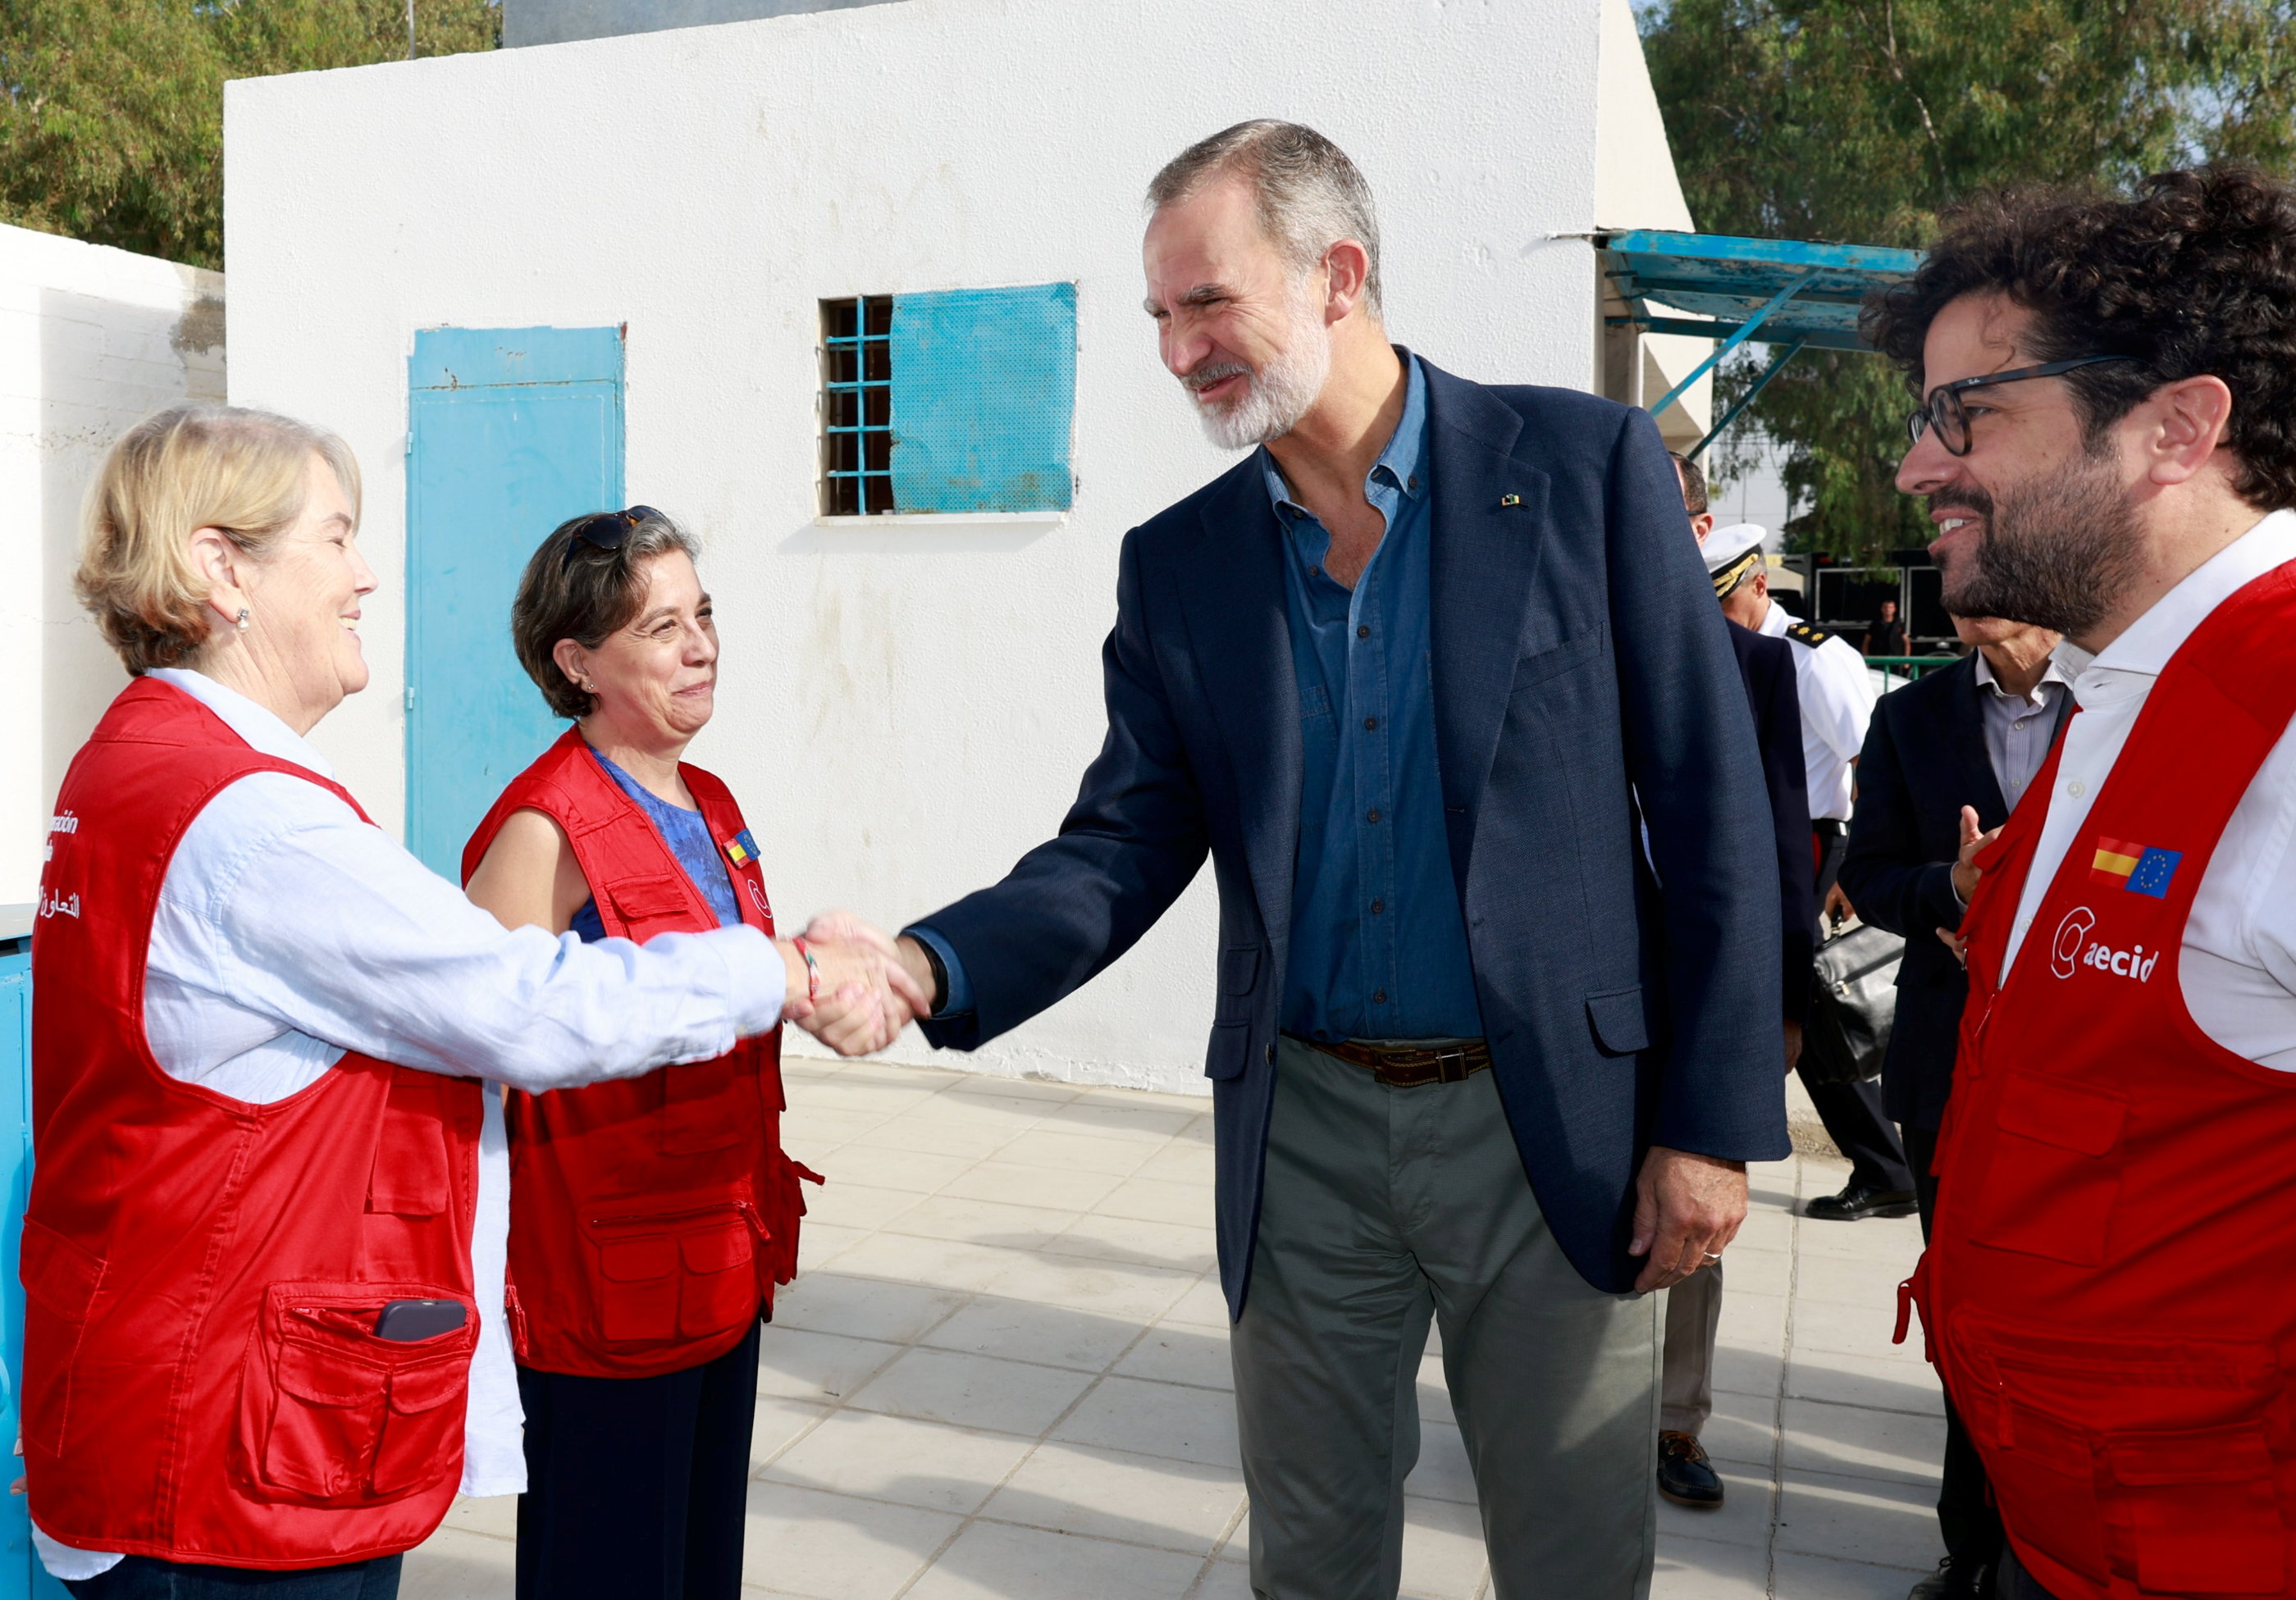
[
  {"left": 1839, "top": 612, "right": 2067, "bottom": 1600},
  {"left": 1655, "top": 454, "right": 1815, "bottom": 1511},
  {"left": 835, "top": 121, "right": 1787, "bottom": 1598}
]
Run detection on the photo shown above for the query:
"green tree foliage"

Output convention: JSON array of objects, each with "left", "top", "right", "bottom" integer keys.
[
  {"left": 1641, "top": 0, "right": 2296, "bottom": 556},
  {"left": 0, "top": 0, "right": 499, "bottom": 271}
]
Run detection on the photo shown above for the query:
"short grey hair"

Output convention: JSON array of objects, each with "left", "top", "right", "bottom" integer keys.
[
  {"left": 512, "top": 508, "right": 701, "bottom": 720},
  {"left": 1146, "top": 120, "right": 1384, "bottom": 318}
]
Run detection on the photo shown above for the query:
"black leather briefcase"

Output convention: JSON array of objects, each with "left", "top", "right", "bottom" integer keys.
[{"left": 1801, "top": 919, "right": 1904, "bottom": 1087}]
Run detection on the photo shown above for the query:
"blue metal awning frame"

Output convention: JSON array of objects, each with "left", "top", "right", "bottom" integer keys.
[{"left": 1600, "top": 230, "right": 1924, "bottom": 459}]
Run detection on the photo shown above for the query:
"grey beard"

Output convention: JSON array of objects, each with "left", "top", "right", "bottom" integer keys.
[
  {"left": 1189, "top": 293, "right": 1333, "bottom": 451},
  {"left": 1936, "top": 445, "right": 2144, "bottom": 638}
]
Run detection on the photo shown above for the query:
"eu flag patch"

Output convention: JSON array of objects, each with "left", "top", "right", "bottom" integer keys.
[
  {"left": 723, "top": 828, "right": 759, "bottom": 868},
  {"left": 2089, "top": 835, "right": 2180, "bottom": 898}
]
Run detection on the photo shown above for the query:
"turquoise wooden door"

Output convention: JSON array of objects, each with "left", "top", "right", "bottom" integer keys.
[
  {"left": 405, "top": 328, "right": 625, "bottom": 877},
  {"left": 0, "top": 927, "right": 64, "bottom": 1598}
]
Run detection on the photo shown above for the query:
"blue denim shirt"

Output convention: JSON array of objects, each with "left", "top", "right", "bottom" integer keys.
[
  {"left": 912, "top": 357, "right": 1481, "bottom": 1042},
  {"left": 1271, "top": 357, "right": 1481, "bottom": 1041}
]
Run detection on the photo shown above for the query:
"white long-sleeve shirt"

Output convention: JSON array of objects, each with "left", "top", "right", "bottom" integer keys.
[
  {"left": 1999, "top": 509, "right": 2296, "bottom": 1074},
  {"left": 35, "top": 670, "right": 785, "bottom": 1579}
]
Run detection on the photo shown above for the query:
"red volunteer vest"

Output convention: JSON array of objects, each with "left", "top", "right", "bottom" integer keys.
[
  {"left": 25, "top": 679, "right": 483, "bottom": 1569},
  {"left": 1904, "top": 563, "right": 2296, "bottom": 1600},
  {"left": 462, "top": 729, "right": 812, "bottom": 1379}
]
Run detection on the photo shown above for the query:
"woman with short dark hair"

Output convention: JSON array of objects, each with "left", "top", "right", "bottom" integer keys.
[{"left": 463, "top": 508, "right": 850, "bottom": 1600}]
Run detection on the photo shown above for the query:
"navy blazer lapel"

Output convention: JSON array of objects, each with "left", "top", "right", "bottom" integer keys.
[
  {"left": 1422, "top": 362, "right": 1550, "bottom": 850},
  {"left": 1175, "top": 455, "right": 1303, "bottom": 938}
]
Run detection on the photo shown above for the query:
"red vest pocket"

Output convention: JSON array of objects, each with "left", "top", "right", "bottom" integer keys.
[
  {"left": 607, "top": 874, "right": 696, "bottom": 928},
  {"left": 239, "top": 1283, "right": 476, "bottom": 1507},
  {"left": 18, "top": 1219, "right": 104, "bottom": 1456},
  {"left": 372, "top": 1355, "right": 473, "bottom": 1496},
  {"left": 1973, "top": 1396, "right": 2108, "bottom": 1584},
  {"left": 2107, "top": 1425, "right": 2286, "bottom": 1594},
  {"left": 582, "top": 1197, "right": 759, "bottom": 1348},
  {"left": 367, "top": 1070, "right": 455, "bottom": 1218},
  {"left": 265, "top": 1339, "right": 388, "bottom": 1501},
  {"left": 1971, "top": 1074, "right": 2129, "bottom": 1265}
]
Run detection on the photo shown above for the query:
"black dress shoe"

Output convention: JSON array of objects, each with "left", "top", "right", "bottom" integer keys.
[
  {"left": 1805, "top": 1179, "right": 1919, "bottom": 1221},
  {"left": 1907, "top": 1556, "right": 1993, "bottom": 1599},
  {"left": 1656, "top": 1430, "right": 1723, "bottom": 1507}
]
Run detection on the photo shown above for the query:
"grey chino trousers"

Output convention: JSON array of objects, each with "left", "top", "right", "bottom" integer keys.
[
  {"left": 1231, "top": 1038, "right": 1660, "bottom": 1600},
  {"left": 1659, "top": 1257, "right": 1722, "bottom": 1435}
]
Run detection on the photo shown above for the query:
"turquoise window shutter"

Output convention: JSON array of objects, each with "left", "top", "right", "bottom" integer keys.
[{"left": 887, "top": 285, "right": 1076, "bottom": 513}]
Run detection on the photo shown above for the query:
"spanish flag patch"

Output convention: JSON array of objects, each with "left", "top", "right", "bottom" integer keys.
[
  {"left": 723, "top": 828, "right": 759, "bottom": 868},
  {"left": 2088, "top": 836, "right": 2181, "bottom": 899}
]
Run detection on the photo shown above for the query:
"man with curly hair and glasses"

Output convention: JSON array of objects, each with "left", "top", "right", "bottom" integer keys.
[{"left": 1870, "top": 166, "right": 2296, "bottom": 1600}]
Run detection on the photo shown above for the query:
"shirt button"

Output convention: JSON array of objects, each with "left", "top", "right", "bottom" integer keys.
[
  {"left": 1367, "top": 808, "right": 1381, "bottom": 823},
  {"left": 1373, "top": 989, "right": 1388, "bottom": 1004},
  {"left": 1309, "top": 565, "right": 1321, "bottom": 578},
  {"left": 1358, "top": 625, "right": 1370, "bottom": 639},
  {"left": 2014, "top": 718, "right": 2029, "bottom": 729},
  {"left": 2068, "top": 779, "right": 2085, "bottom": 797},
  {"left": 1407, "top": 476, "right": 1418, "bottom": 490},
  {"left": 1371, "top": 899, "right": 1385, "bottom": 914},
  {"left": 1364, "top": 717, "right": 1377, "bottom": 731}
]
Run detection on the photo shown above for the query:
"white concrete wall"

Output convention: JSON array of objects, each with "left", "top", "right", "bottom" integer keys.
[
  {"left": 1593, "top": 0, "right": 1711, "bottom": 446},
  {"left": 224, "top": 0, "right": 1646, "bottom": 1093},
  {"left": 0, "top": 224, "right": 223, "bottom": 909}
]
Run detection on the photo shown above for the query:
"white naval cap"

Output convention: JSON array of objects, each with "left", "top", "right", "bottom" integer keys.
[{"left": 1703, "top": 522, "right": 1768, "bottom": 597}]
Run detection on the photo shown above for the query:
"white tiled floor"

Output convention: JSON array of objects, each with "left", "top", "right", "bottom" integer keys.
[{"left": 401, "top": 1058, "right": 1941, "bottom": 1600}]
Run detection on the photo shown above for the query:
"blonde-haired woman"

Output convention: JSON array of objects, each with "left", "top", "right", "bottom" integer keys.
[{"left": 25, "top": 404, "right": 920, "bottom": 1599}]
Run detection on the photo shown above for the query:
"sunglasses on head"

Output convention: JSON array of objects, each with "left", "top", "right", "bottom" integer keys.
[{"left": 560, "top": 506, "right": 663, "bottom": 571}]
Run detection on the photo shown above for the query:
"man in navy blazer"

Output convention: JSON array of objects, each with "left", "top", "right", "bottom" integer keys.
[
  {"left": 1839, "top": 615, "right": 2066, "bottom": 1600},
  {"left": 845, "top": 122, "right": 1787, "bottom": 1598}
]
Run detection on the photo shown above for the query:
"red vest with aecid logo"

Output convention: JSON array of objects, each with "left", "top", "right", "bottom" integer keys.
[
  {"left": 26, "top": 679, "right": 483, "bottom": 1568},
  {"left": 462, "top": 729, "right": 814, "bottom": 1379},
  {"left": 1904, "top": 563, "right": 2296, "bottom": 1600}
]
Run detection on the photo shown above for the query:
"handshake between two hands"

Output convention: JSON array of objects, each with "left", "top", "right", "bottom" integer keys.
[{"left": 777, "top": 912, "right": 935, "bottom": 1056}]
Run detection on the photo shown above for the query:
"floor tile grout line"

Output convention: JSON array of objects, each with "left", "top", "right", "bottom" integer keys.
[
  {"left": 1764, "top": 1152, "right": 1802, "bottom": 1600},
  {"left": 1180, "top": 1494, "right": 1253, "bottom": 1597},
  {"left": 881, "top": 1262, "right": 1230, "bottom": 1598}
]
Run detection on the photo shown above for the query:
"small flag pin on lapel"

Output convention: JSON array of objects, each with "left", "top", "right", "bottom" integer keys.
[{"left": 1500, "top": 494, "right": 1522, "bottom": 507}]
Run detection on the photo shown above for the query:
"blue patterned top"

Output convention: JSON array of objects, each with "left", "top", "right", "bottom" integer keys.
[{"left": 568, "top": 747, "right": 742, "bottom": 941}]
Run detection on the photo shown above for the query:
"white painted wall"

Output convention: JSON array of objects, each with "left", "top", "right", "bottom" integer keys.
[
  {"left": 0, "top": 224, "right": 223, "bottom": 909},
  {"left": 1594, "top": 0, "right": 1712, "bottom": 447},
  {"left": 223, "top": 0, "right": 1691, "bottom": 1092}
]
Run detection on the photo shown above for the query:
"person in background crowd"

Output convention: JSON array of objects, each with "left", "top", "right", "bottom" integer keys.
[
  {"left": 1838, "top": 610, "right": 2066, "bottom": 1600},
  {"left": 1874, "top": 165, "right": 2296, "bottom": 1600},
  {"left": 1863, "top": 599, "right": 1910, "bottom": 658},
  {"left": 828, "top": 120, "right": 1787, "bottom": 1599},
  {"left": 1655, "top": 454, "right": 1814, "bottom": 1513},
  {"left": 1705, "top": 523, "right": 1915, "bottom": 1222},
  {"left": 24, "top": 406, "right": 916, "bottom": 1600},
  {"left": 463, "top": 509, "right": 821, "bottom": 1600}
]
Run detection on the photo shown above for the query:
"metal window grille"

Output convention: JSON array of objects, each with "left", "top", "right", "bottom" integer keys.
[
  {"left": 821, "top": 296, "right": 893, "bottom": 515},
  {"left": 819, "top": 285, "right": 1076, "bottom": 517}
]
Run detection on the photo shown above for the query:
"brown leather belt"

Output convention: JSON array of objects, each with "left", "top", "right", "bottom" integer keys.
[{"left": 1303, "top": 1036, "right": 1492, "bottom": 1087}]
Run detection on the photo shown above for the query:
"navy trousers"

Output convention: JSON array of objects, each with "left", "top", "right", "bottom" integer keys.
[
  {"left": 66, "top": 1556, "right": 399, "bottom": 1598},
  {"left": 515, "top": 1315, "right": 761, "bottom": 1600}
]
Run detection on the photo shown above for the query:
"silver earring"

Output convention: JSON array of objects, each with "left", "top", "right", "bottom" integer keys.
[{"left": 235, "top": 607, "right": 249, "bottom": 632}]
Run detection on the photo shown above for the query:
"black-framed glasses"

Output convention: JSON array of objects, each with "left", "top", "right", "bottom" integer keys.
[
  {"left": 1906, "top": 357, "right": 2141, "bottom": 456},
  {"left": 560, "top": 505, "right": 662, "bottom": 571}
]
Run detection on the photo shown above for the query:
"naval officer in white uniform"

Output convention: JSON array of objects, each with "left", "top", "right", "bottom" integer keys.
[{"left": 1705, "top": 522, "right": 1915, "bottom": 1222}]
